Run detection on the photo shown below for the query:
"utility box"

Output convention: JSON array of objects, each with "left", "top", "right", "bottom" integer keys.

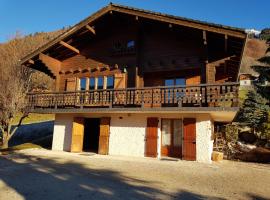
[{"left": 212, "top": 151, "right": 224, "bottom": 161}]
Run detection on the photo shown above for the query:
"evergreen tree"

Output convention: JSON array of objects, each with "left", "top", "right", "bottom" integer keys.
[
  {"left": 252, "top": 38, "right": 270, "bottom": 101},
  {"left": 237, "top": 90, "right": 268, "bottom": 136}
]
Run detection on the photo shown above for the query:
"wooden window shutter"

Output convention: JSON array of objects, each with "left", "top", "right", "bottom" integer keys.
[
  {"left": 98, "top": 117, "right": 111, "bottom": 155},
  {"left": 182, "top": 118, "right": 196, "bottom": 161},
  {"left": 114, "top": 73, "right": 127, "bottom": 89},
  {"left": 65, "top": 77, "right": 77, "bottom": 91},
  {"left": 186, "top": 75, "right": 201, "bottom": 85},
  {"left": 71, "top": 117, "right": 85, "bottom": 152},
  {"left": 145, "top": 118, "right": 159, "bottom": 157}
]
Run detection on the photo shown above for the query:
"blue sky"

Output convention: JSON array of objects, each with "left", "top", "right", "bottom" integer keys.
[{"left": 0, "top": 0, "right": 269, "bottom": 43}]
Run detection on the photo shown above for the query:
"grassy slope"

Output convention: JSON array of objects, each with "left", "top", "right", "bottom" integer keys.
[
  {"left": 12, "top": 113, "right": 55, "bottom": 125},
  {"left": 0, "top": 143, "right": 42, "bottom": 154}
]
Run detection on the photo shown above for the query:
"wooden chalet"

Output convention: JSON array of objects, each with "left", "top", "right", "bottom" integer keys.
[{"left": 21, "top": 3, "right": 247, "bottom": 163}]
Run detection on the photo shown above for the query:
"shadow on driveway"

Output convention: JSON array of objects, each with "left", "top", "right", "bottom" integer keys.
[{"left": 0, "top": 152, "right": 268, "bottom": 200}]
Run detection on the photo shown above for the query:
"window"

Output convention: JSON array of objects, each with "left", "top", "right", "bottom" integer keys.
[
  {"left": 98, "top": 77, "right": 104, "bottom": 89},
  {"left": 89, "top": 78, "right": 95, "bottom": 90},
  {"left": 165, "top": 78, "right": 186, "bottom": 86},
  {"left": 127, "top": 40, "right": 135, "bottom": 48},
  {"left": 161, "top": 119, "right": 183, "bottom": 147},
  {"left": 165, "top": 79, "right": 174, "bottom": 86},
  {"left": 161, "top": 119, "right": 171, "bottom": 146},
  {"left": 107, "top": 76, "right": 114, "bottom": 89},
  {"left": 175, "top": 78, "right": 186, "bottom": 86},
  {"left": 80, "top": 78, "right": 86, "bottom": 90},
  {"left": 165, "top": 78, "right": 186, "bottom": 103}
]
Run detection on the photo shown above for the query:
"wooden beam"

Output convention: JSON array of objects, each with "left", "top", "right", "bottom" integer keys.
[
  {"left": 112, "top": 6, "right": 246, "bottom": 38},
  {"left": 203, "top": 30, "right": 207, "bottom": 45},
  {"left": 28, "top": 59, "right": 35, "bottom": 64},
  {"left": 95, "top": 66, "right": 100, "bottom": 71},
  {"left": 202, "top": 30, "right": 208, "bottom": 84},
  {"left": 39, "top": 53, "right": 61, "bottom": 77},
  {"left": 59, "top": 41, "right": 80, "bottom": 54},
  {"left": 225, "top": 34, "right": 228, "bottom": 53},
  {"left": 85, "top": 25, "right": 96, "bottom": 35}
]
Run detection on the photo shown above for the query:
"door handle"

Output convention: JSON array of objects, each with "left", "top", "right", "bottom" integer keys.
[{"left": 192, "top": 141, "right": 196, "bottom": 144}]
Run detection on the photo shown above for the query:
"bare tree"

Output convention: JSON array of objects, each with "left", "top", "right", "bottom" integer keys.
[
  {"left": 0, "top": 30, "right": 64, "bottom": 149},
  {"left": 0, "top": 35, "right": 33, "bottom": 149}
]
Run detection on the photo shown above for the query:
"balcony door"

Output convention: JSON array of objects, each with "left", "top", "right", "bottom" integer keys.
[
  {"left": 161, "top": 119, "right": 182, "bottom": 158},
  {"left": 165, "top": 78, "right": 186, "bottom": 87},
  {"left": 164, "top": 78, "right": 186, "bottom": 105}
]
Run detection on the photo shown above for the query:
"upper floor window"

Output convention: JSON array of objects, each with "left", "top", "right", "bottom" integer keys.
[
  {"left": 107, "top": 76, "right": 114, "bottom": 89},
  {"left": 165, "top": 78, "right": 186, "bottom": 86},
  {"left": 78, "top": 76, "right": 115, "bottom": 91},
  {"left": 98, "top": 77, "right": 104, "bottom": 89},
  {"left": 127, "top": 40, "right": 135, "bottom": 49},
  {"left": 80, "top": 78, "right": 86, "bottom": 90},
  {"left": 89, "top": 77, "right": 95, "bottom": 90},
  {"left": 112, "top": 40, "right": 136, "bottom": 55}
]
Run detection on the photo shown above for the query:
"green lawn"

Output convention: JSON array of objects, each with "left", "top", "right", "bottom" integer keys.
[{"left": 12, "top": 113, "right": 55, "bottom": 125}]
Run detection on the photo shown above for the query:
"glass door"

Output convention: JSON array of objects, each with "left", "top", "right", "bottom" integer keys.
[
  {"left": 161, "top": 119, "right": 183, "bottom": 158},
  {"left": 164, "top": 78, "right": 186, "bottom": 105}
]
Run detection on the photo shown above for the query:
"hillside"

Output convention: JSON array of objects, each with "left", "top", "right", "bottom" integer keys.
[
  {"left": 240, "top": 38, "right": 268, "bottom": 75},
  {"left": 0, "top": 29, "right": 66, "bottom": 91}
]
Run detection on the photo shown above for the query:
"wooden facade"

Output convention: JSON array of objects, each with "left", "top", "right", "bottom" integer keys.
[
  {"left": 20, "top": 4, "right": 247, "bottom": 160},
  {"left": 21, "top": 4, "right": 246, "bottom": 112},
  {"left": 22, "top": 4, "right": 246, "bottom": 105}
]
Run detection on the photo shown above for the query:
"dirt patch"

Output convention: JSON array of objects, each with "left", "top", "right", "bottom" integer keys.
[{"left": 238, "top": 147, "right": 270, "bottom": 163}]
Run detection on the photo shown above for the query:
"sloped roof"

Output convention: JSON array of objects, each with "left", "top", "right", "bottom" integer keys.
[{"left": 20, "top": 3, "right": 246, "bottom": 65}]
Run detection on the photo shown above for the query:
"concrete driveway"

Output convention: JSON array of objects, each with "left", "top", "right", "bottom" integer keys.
[{"left": 0, "top": 149, "right": 269, "bottom": 200}]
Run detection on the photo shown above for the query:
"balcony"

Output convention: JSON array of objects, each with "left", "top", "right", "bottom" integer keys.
[{"left": 26, "top": 82, "right": 239, "bottom": 113}]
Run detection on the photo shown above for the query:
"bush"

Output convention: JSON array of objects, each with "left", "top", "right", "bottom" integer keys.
[{"left": 225, "top": 124, "right": 239, "bottom": 143}]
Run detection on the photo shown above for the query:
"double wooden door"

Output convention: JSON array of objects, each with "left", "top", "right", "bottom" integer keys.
[
  {"left": 70, "top": 117, "right": 110, "bottom": 154},
  {"left": 161, "top": 118, "right": 196, "bottom": 160}
]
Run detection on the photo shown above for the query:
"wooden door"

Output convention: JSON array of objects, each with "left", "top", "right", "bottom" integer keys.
[
  {"left": 71, "top": 117, "right": 85, "bottom": 152},
  {"left": 183, "top": 118, "right": 196, "bottom": 161},
  {"left": 98, "top": 117, "right": 110, "bottom": 155},
  {"left": 145, "top": 118, "right": 158, "bottom": 157},
  {"left": 114, "top": 73, "right": 126, "bottom": 89},
  {"left": 114, "top": 73, "right": 127, "bottom": 105}
]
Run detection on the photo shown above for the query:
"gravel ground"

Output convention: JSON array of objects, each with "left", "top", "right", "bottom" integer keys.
[{"left": 0, "top": 149, "right": 269, "bottom": 200}]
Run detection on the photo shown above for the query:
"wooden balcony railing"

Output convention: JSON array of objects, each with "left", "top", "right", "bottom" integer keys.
[{"left": 26, "top": 82, "right": 239, "bottom": 111}]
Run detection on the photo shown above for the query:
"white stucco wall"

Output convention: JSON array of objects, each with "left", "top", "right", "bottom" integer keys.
[
  {"left": 240, "top": 79, "right": 252, "bottom": 86},
  {"left": 51, "top": 113, "right": 214, "bottom": 163},
  {"left": 196, "top": 115, "right": 213, "bottom": 163},
  {"left": 109, "top": 115, "right": 147, "bottom": 157},
  {"left": 52, "top": 114, "right": 73, "bottom": 151}
]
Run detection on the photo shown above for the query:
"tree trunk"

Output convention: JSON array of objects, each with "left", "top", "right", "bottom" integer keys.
[
  {"left": 2, "top": 141, "right": 9, "bottom": 149},
  {"left": 1, "top": 131, "right": 9, "bottom": 149}
]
